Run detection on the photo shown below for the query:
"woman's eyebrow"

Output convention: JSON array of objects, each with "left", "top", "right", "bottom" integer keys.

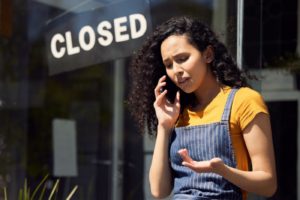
[
  {"left": 163, "top": 52, "right": 187, "bottom": 63},
  {"left": 163, "top": 58, "right": 169, "bottom": 62}
]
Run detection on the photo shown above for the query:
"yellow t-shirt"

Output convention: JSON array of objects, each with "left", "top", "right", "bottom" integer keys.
[{"left": 175, "top": 86, "right": 270, "bottom": 200}]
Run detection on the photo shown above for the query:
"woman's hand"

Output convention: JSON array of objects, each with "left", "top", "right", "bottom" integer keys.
[
  {"left": 178, "top": 113, "right": 277, "bottom": 197},
  {"left": 178, "top": 149, "right": 225, "bottom": 174},
  {"left": 154, "top": 75, "right": 181, "bottom": 131}
]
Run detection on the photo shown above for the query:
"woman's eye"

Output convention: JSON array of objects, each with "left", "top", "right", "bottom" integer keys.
[
  {"left": 166, "top": 63, "right": 172, "bottom": 68},
  {"left": 180, "top": 57, "right": 188, "bottom": 62}
]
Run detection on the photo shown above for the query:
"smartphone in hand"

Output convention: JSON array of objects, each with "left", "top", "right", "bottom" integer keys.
[{"left": 160, "top": 75, "right": 179, "bottom": 104}]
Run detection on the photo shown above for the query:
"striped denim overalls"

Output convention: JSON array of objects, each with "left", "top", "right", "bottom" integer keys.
[{"left": 169, "top": 86, "right": 243, "bottom": 200}]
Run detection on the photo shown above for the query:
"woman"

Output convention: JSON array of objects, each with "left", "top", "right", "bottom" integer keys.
[{"left": 128, "top": 16, "right": 277, "bottom": 200}]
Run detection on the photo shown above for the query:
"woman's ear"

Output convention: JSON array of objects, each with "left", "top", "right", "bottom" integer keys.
[{"left": 205, "top": 45, "right": 214, "bottom": 63}]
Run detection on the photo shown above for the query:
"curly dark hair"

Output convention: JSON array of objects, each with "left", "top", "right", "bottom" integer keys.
[{"left": 127, "top": 16, "right": 261, "bottom": 138}]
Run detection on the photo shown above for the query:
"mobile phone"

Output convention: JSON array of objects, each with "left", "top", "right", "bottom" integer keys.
[{"left": 160, "top": 75, "right": 179, "bottom": 104}]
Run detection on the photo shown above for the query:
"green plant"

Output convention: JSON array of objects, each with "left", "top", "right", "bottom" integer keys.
[
  {"left": 3, "top": 174, "right": 78, "bottom": 200},
  {"left": 267, "top": 52, "right": 300, "bottom": 75}
]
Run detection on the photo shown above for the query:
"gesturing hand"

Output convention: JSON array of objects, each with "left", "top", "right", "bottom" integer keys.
[{"left": 178, "top": 149, "right": 225, "bottom": 174}]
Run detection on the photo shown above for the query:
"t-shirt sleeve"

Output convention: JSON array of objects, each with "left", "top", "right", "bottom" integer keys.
[{"left": 235, "top": 88, "right": 270, "bottom": 131}]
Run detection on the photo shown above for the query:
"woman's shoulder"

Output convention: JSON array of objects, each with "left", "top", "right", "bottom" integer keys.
[
  {"left": 232, "top": 86, "right": 269, "bottom": 117},
  {"left": 221, "top": 86, "right": 262, "bottom": 100},
  {"left": 235, "top": 86, "right": 264, "bottom": 102},
  {"left": 229, "top": 86, "right": 269, "bottom": 131},
  {"left": 237, "top": 86, "right": 260, "bottom": 93}
]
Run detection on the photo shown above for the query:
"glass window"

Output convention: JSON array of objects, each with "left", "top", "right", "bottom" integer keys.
[
  {"left": 4, "top": 0, "right": 285, "bottom": 200},
  {"left": 254, "top": 0, "right": 298, "bottom": 199}
]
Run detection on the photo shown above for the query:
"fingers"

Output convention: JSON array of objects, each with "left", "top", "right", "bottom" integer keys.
[
  {"left": 182, "top": 161, "right": 197, "bottom": 170},
  {"left": 178, "top": 149, "right": 194, "bottom": 163},
  {"left": 182, "top": 161, "right": 209, "bottom": 173},
  {"left": 182, "top": 159, "right": 223, "bottom": 174},
  {"left": 175, "top": 90, "right": 180, "bottom": 107},
  {"left": 154, "top": 89, "right": 167, "bottom": 107},
  {"left": 154, "top": 75, "right": 166, "bottom": 98}
]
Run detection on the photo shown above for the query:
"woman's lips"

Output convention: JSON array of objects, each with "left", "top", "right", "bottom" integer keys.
[{"left": 178, "top": 78, "right": 190, "bottom": 87}]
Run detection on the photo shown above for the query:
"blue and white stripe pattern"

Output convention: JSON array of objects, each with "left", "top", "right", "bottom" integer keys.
[{"left": 170, "top": 86, "right": 243, "bottom": 200}]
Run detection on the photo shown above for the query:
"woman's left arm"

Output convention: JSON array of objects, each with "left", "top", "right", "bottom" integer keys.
[{"left": 179, "top": 112, "right": 277, "bottom": 197}]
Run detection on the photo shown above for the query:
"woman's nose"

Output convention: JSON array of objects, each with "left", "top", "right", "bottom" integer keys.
[{"left": 173, "top": 63, "right": 183, "bottom": 75}]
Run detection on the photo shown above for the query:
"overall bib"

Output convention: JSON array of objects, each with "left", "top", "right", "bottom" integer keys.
[{"left": 170, "top": 86, "right": 243, "bottom": 200}]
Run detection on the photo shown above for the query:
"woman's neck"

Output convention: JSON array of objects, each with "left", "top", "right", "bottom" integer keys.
[{"left": 192, "top": 67, "right": 224, "bottom": 111}]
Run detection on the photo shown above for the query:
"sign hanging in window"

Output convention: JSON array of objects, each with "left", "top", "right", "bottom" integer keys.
[{"left": 45, "top": 1, "right": 152, "bottom": 75}]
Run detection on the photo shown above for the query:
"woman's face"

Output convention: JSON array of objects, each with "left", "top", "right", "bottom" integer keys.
[{"left": 160, "top": 34, "right": 213, "bottom": 94}]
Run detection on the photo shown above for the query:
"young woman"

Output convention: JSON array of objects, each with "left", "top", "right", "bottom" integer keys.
[{"left": 128, "top": 16, "right": 277, "bottom": 200}]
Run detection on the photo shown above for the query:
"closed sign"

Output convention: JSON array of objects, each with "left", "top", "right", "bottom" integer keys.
[{"left": 45, "top": 1, "right": 152, "bottom": 75}]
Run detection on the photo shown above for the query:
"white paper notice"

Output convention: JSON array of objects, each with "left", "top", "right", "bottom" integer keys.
[{"left": 52, "top": 118, "right": 78, "bottom": 177}]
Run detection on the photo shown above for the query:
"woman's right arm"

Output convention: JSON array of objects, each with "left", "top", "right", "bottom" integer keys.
[
  {"left": 149, "top": 125, "right": 174, "bottom": 199},
  {"left": 149, "top": 75, "right": 180, "bottom": 199}
]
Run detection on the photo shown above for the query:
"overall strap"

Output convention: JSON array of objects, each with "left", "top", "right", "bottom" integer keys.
[
  {"left": 174, "top": 105, "right": 185, "bottom": 125},
  {"left": 221, "top": 86, "right": 241, "bottom": 122},
  {"left": 170, "top": 105, "right": 184, "bottom": 142}
]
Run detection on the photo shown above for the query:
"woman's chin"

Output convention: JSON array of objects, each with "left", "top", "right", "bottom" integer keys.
[{"left": 181, "top": 87, "right": 195, "bottom": 94}]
